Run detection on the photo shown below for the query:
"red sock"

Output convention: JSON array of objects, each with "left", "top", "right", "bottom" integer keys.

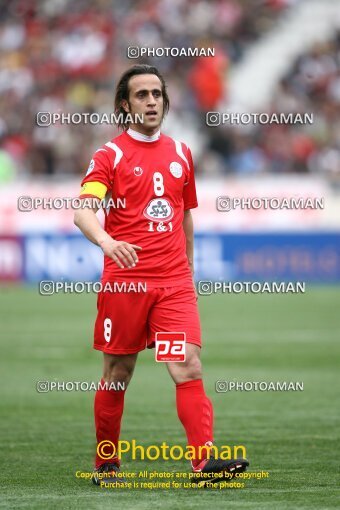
[
  {"left": 94, "top": 378, "right": 125, "bottom": 468},
  {"left": 176, "top": 379, "right": 214, "bottom": 468}
]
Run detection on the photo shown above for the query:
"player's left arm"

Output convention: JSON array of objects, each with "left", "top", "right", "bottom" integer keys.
[
  {"left": 183, "top": 209, "right": 198, "bottom": 299},
  {"left": 182, "top": 145, "right": 198, "bottom": 298},
  {"left": 183, "top": 209, "right": 194, "bottom": 274}
]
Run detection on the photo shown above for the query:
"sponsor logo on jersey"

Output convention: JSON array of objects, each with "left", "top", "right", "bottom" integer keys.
[
  {"left": 143, "top": 198, "right": 174, "bottom": 222},
  {"left": 169, "top": 161, "right": 182, "bottom": 178},
  {"left": 133, "top": 166, "right": 143, "bottom": 176},
  {"left": 86, "top": 159, "right": 95, "bottom": 175}
]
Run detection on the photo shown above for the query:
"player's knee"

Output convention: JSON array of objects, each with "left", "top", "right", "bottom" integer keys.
[
  {"left": 103, "top": 357, "right": 136, "bottom": 385},
  {"left": 103, "top": 365, "right": 134, "bottom": 385},
  {"left": 172, "top": 355, "right": 202, "bottom": 383},
  {"left": 185, "top": 356, "right": 202, "bottom": 380}
]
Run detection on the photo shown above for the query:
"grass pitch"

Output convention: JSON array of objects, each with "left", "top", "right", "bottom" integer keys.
[{"left": 0, "top": 286, "right": 339, "bottom": 509}]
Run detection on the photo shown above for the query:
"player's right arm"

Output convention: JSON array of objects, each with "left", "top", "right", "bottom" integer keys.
[{"left": 74, "top": 149, "right": 141, "bottom": 269}]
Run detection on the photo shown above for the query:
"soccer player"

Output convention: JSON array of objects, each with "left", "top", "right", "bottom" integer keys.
[{"left": 74, "top": 64, "right": 248, "bottom": 485}]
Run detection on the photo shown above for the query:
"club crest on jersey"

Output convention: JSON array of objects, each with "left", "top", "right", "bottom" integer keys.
[
  {"left": 86, "top": 159, "right": 95, "bottom": 175},
  {"left": 169, "top": 162, "right": 182, "bottom": 178},
  {"left": 133, "top": 166, "right": 143, "bottom": 176},
  {"left": 143, "top": 198, "right": 174, "bottom": 222}
]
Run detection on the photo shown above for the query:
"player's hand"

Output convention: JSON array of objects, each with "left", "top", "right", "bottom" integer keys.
[{"left": 99, "top": 238, "right": 142, "bottom": 269}]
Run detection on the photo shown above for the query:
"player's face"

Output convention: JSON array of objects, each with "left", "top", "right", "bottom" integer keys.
[{"left": 123, "top": 74, "right": 164, "bottom": 135}]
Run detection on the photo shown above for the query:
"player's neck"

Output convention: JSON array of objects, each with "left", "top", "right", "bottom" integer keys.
[{"left": 127, "top": 127, "right": 161, "bottom": 143}]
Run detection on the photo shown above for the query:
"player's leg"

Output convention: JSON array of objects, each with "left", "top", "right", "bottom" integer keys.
[
  {"left": 166, "top": 342, "right": 202, "bottom": 383},
  {"left": 148, "top": 287, "right": 213, "bottom": 460},
  {"left": 92, "top": 288, "right": 155, "bottom": 485},
  {"left": 166, "top": 343, "right": 215, "bottom": 468},
  {"left": 167, "top": 344, "right": 248, "bottom": 481},
  {"left": 103, "top": 351, "right": 138, "bottom": 385},
  {"left": 94, "top": 352, "right": 138, "bottom": 470},
  {"left": 149, "top": 286, "right": 249, "bottom": 483}
]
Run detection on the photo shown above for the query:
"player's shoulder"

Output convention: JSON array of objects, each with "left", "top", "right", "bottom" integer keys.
[
  {"left": 91, "top": 132, "right": 128, "bottom": 166},
  {"left": 161, "top": 134, "right": 192, "bottom": 169},
  {"left": 95, "top": 132, "right": 126, "bottom": 153},
  {"left": 161, "top": 133, "right": 191, "bottom": 152}
]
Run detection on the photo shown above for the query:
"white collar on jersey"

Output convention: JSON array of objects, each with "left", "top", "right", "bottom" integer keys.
[{"left": 127, "top": 127, "right": 161, "bottom": 142}]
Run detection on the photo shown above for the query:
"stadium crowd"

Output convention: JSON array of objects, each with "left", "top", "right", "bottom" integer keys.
[
  {"left": 2, "top": 0, "right": 338, "bottom": 181},
  {"left": 208, "top": 31, "right": 340, "bottom": 181}
]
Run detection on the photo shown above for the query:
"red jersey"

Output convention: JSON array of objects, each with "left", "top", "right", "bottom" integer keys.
[{"left": 79, "top": 131, "right": 198, "bottom": 287}]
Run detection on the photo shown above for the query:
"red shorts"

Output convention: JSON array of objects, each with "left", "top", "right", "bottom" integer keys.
[{"left": 93, "top": 285, "right": 201, "bottom": 355}]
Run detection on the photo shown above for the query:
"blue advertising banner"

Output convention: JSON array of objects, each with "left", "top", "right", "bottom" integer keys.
[
  {"left": 1, "top": 232, "right": 338, "bottom": 283},
  {"left": 194, "top": 233, "right": 340, "bottom": 283},
  {"left": 23, "top": 234, "right": 103, "bottom": 283}
]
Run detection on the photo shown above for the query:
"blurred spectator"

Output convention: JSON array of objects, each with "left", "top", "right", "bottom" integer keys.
[
  {"left": 188, "top": 47, "right": 228, "bottom": 111},
  {"left": 0, "top": 0, "right": 301, "bottom": 179},
  {"left": 270, "top": 34, "right": 340, "bottom": 180},
  {"left": 205, "top": 30, "right": 340, "bottom": 180}
]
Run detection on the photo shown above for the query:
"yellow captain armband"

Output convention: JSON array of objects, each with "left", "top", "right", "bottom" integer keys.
[{"left": 80, "top": 181, "right": 108, "bottom": 200}]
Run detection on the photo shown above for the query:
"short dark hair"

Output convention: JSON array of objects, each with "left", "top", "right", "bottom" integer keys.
[{"left": 114, "top": 64, "right": 170, "bottom": 130}]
